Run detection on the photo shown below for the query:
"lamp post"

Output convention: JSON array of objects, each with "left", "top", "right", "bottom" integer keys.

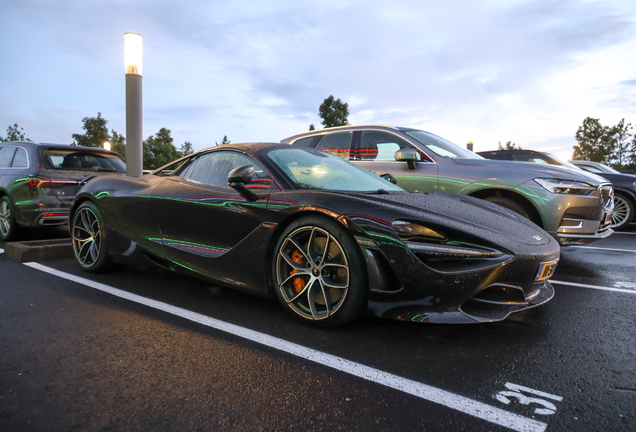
[{"left": 125, "top": 32, "right": 143, "bottom": 177}]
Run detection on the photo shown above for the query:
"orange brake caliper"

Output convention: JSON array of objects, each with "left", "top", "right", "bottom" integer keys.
[{"left": 290, "top": 250, "right": 306, "bottom": 293}]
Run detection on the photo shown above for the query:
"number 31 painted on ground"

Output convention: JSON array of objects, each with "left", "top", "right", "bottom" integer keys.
[{"left": 496, "top": 382, "right": 563, "bottom": 415}]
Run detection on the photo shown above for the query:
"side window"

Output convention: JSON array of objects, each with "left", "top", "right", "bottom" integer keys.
[
  {"left": 291, "top": 137, "right": 317, "bottom": 148},
  {"left": 315, "top": 133, "right": 353, "bottom": 159},
  {"left": 511, "top": 154, "right": 548, "bottom": 164},
  {"left": 0, "top": 146, "right": 17, "bottom": 168},
  {"left": 358, "top": 131, "right": 421, "bottom": 161},
  {"left": 580, "top": 165, "right": 603, "bottom": 174},
  {"left": 11, "top": 148, "right": 28, "bottom": 167},
  {"left": 189, "top": 151, "right": 273, "bottom": 189}
]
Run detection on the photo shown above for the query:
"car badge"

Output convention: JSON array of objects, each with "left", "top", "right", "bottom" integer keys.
[{"left": 533, "top": 235, "right": 542, "bottom": 241}]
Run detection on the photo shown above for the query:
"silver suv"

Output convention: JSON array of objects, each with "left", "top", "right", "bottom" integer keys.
[
  {"left": 0, "top": 141, "right": 126, "bottom": 241},
  {"left": 282, "top": 125, "right": 614, "bottom": 245}
]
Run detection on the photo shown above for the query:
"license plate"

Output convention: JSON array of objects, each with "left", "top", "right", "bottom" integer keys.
[{"left": 535, "top": 259, "right": 559, "bottom": 281}]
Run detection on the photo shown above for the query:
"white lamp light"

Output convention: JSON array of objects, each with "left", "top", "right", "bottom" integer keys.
[
  {"left": 103, "top": 141, "right": 111, "bottom": 151},
  {"left": 125, "top": 33, "right": 143, "bottom": 75}
]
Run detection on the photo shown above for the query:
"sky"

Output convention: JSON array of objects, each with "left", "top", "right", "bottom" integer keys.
[{"left": 1, "top": 0, "right": 636, "bottom": 160}]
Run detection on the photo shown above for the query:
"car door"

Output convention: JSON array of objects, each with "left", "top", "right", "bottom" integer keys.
[
  {"left": 352, "top": 130, "right": 439, "bottom": 191},
  {"left": 150, "top": 150, "right": 274, "bottom": 282}
]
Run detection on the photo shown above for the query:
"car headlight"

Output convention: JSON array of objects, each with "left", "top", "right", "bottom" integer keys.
[
  {"left": 534, "top": 178, "right": 595, "bottom": 196},
  {"left": 392, "top": 221, "right": 447, "bottom": 242}
]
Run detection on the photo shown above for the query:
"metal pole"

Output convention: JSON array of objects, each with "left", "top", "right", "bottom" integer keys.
[
  {"left": 125, "top": 32, "right": 143, "bottom": 177},
  {"left": 125, "top": 73, "right": 143, "bottom": 177}
]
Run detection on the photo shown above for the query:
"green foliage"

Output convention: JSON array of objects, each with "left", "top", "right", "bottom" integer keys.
[
  {"left": 216, "top": 135, "right": 231, "bottom": 146},
  {"left": 572, "top": 117, "right": 635, "bottom": 170},
  {"left": 497, "top": 141, "right": 521, "bottom": 150},
  {"left": 318, "top": 95, "right": 349, "bottom": 128},
  {"left": 179, "top": 140, "right": 194, "bottom": 157},
  {"left": 72, "top": 113, "right": 110, "bottom": 147},
  {"left": 142, "top": 128, "right": 181, "bottom": 170},
  {"left": 110, "top": 129, "right": 126, "bottom": 158},
  {"left": 309, "top": 124, "right": 315, "bottom": 131},
  {"left": 1, "top": 123, "right": 31, "bottom": 142}
]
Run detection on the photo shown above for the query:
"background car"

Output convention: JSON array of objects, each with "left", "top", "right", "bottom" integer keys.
[
  {"left": 478, "top": 149, "right": 635, "bottom": 230},
  {"left": 282, "top": 125, "right": 614, "bottom": 246},
  {"left": 69, "top": 143, "right": 559, "bottom": 328},
  {"left": 0, "top": 141, "right": 126, "bottom": 241}
]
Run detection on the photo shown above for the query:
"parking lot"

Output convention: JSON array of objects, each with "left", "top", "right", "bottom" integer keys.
[{"left": 1, "top": 225, "right": 634, "bottom": 432}]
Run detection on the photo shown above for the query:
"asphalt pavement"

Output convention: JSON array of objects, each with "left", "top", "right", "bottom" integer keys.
[{"left": 1, "top": 225, "right": 634, "bottom": 431}]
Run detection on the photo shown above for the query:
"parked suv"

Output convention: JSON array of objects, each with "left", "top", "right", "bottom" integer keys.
[
  {"left": 282, "top": 125, "right": 614, "bottom": 245},
  {"left": 478, "top": 149, "right": 635, "bottom": 230},
  {"left": 0, "top": 141, "right": 126, "bottom": 241}
]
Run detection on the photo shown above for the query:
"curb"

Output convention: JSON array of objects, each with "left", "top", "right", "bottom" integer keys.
[{"left": 4, "top": 239, "right": 74, "bottom": 263}]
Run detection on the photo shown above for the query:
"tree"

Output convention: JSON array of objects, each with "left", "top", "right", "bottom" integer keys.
[
  {"left": 572, "top": 117, "right": 616, "bottom": 164},
  {"left": 72, "top": 112, "right": 110, "bottom": 147},
  {"left": 309, "top": 124, "right": 315, "bottom": 131},
  {"left": 2, "top": 123, "right": 30, "bottom": 142},
  {"left": 318, "top": 95, "right": 349, "bottom": 128},
  {"left": 610, "top": 119, "right": 633, "bottom": 167},
  {"left": 110, "top": 129, "right": 126, "bottom": 159},
  {"left": 178, "top": 141, "right": 194, "bottom": 157},
  {"left": 142, "top": 128, "right": 181, "bottom": 170},
  {"left": 216, "top": 135, "right": 231, "bottom": 146},
  {"left": 497, "top": 141, "right": 521, "bottom": 150}
]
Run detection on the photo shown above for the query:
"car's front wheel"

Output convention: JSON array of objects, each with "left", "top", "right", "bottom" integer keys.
[
  {"left": 610, "top": 193, "right": 634, "bottom": 230},
  {"left": 0, "top": 196, "right": 20, "bottom": 241},
  {"left": 272, "top": 216, "right": 368, "bottom": 328},
  {"left": 71, "top": 201, "right": 111, "bottom": 272}
]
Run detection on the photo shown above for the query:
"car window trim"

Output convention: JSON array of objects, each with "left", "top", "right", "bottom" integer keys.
[
  {"left": 353, "top": 129, "right": 437, "bottom": 164},
  {"left": 0, "top": 145, "right": 30, "bottom": 169}
]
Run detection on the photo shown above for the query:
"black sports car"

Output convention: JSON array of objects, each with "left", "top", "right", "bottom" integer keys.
[{"left": 69, "top": 143, "right": 560, "bottom": 327}]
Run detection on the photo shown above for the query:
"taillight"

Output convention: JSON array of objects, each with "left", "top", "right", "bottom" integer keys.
[{"left": 28, "top": 175, "right": 77, "bottom": 188}]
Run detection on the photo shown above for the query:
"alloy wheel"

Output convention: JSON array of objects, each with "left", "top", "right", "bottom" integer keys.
[
  {"left": 611, "top": 195, "right": 631, "bottom": 229},
  {"left": 275, "top": 226, "right": 350, "bottom": 321},
  {"left": 72, "top": 206, "right": 102, "bottom": 268},
  {"left": 0, "top": 200, "right": 10, "bottom": 238}
]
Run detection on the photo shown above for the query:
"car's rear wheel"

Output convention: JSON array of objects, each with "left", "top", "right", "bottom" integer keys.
[
  {"left": 610, "top": 193, "right": 634, "bottom": 230},
  {"left": 273, "top": 216, "right": 368, "bottom": 328},
  {"left": 0, "top": 196, "right": 20, "bottom": 241},
  {"left": 71, "top": 201, "right": 111, "bottom": 272},
  {"left": 484, "top": 196, "right": 532, "bottom": 221}
]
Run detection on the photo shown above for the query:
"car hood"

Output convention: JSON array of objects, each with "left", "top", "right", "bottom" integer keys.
[
  {"left": 344, "top": 190, "right": 555, "bottom": 248},
  {"left": 452, "top": 158, "right": 609, "bottom": 186}
]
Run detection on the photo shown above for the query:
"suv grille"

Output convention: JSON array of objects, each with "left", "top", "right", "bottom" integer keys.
[{"left": 599, "top": 185, "right": 614, "bottom": 210}]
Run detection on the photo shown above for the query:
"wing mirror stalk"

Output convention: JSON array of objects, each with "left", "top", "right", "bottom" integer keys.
[
  {"left": 395, "top": 149, "right": 417, "bottom": 170},
  {"left": 228, "top": 164, "right": 259, "bottom": 202}
]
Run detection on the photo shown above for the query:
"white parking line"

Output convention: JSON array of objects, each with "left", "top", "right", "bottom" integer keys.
[
  {"left": 551, "top": 280, "right": 636, "bottom": 295},
  {"left": 613, "top": 231, "right": 636, "bottom": 235},
  {"left": 0, "top": 247, "right": 4, "bottom": 254},
  {"left": 568, "top": 246, "right": 636, "bottom": 253},
  {"left": 24, "top": 262, "right": 546, "bottom": 432}
]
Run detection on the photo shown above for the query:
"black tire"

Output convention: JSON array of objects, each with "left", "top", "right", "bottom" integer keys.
[
  {"left": 610, "top": 193, "right": 634, "bottom": 230},
  {"left": 272, "top": 215, "right": 368, "bottom": 328},
  {"left": 71, "top": 201, "right": 111, "bottom": 272},
  {"left": 484, "top": 196, "right": 532, "bottom": 221},
  {"left": 0, "top": 196, "right": 20, "bottom": 241}
]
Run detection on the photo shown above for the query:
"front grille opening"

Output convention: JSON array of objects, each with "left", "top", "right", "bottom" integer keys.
[{"left": 469, "top": 284, "right": 528, "bottom": 305}]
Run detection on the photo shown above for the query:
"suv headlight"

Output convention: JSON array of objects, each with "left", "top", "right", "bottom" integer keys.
[{"left": 534, "top": 178, "right": 595, "bottom": 195}]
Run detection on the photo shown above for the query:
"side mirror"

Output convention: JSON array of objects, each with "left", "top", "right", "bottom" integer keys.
[
  {"left": 228, "top": 164, "right": 254, "bottom": 185},
  {"left": 228, "top": 164, "right": 258, "bottom": 202},
  {"left": 395, "top": 148, "right": 418, "bottom": 170},
  {"left": 380, "top": 173, "right": 397, "bottom": 184}
]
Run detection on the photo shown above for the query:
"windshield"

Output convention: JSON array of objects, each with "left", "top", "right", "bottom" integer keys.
[
  {"left": 545, "top": 153, "right": 582, "bottom": 171},
  {"left": 405, "top": 130, "right": 483, "bottom": 159},
  {"left": 45, "top": 149, "right": 126, "bottom": 172},
  {"left": 267, "top": 148, "right": 404, "bottom": 192}
]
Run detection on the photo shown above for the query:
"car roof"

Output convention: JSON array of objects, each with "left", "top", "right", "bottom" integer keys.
[
  {"left": 280, "top": 124, "right": 401, "bottom": 143},
  {"left": 1, "top": 140, "right": 117, "bottom": 154}
]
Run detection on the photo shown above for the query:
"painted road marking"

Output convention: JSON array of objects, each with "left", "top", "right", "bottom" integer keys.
[
  {"left": 496, "top": 383, "right": 563, "bottom": 416},
  {"left": 0, "top": 247, "right": 4, "bottom": 254},
  {"left": 552, "top": 280, "right": 636, "bottom": 294},
  {"left": 613, "top": 231, "right": 636, "bottom": 235},
  {"left": 24, "top": 262, "right": 546, "bottom": 432},
  {"left": 568, "top": 246, "right": 636, "bottom": 253}
]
